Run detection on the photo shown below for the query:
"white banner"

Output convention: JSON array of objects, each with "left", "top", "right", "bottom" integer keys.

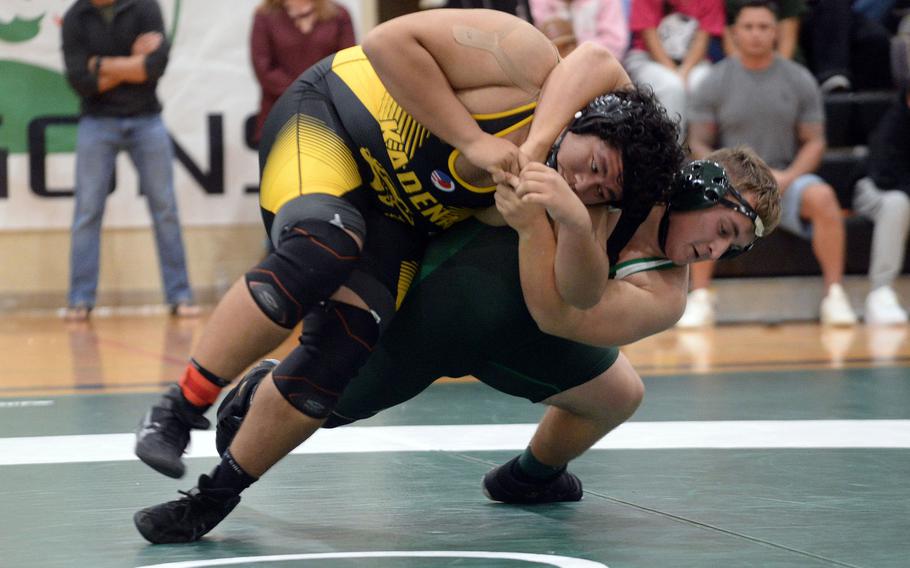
[{"left": 0, "top": 0, "right": 367, "bottom": 230}]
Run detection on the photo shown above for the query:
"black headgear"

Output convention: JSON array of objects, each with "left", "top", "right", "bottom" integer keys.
[{"left": 665, "top": 160, "right": 764, "bottom": 260}]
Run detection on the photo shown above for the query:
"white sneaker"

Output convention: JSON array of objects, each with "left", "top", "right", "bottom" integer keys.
[
  {"left": 864, "top": 286, "right": 909, "bottom": 325},
  {"left": 676, "top": 288, "right": 715, "bottom": 328},
  {"left": 819, "top": 74, "right": 852, "bottom": 94},
  {"left": 820, "top": 283, "right": 857, "bottom": 326}
]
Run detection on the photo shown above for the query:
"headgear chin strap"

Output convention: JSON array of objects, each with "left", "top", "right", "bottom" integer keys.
[
  {"left": 544, "top": 130, "right": 568, "bottom": 170},
  {"left": 668, "top": 160, "right": 764, "bottom": 260}
]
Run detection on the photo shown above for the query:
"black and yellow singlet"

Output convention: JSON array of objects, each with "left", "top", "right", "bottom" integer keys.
[{"left": 258, "top": 46, "right": 536, "bottom": 235}]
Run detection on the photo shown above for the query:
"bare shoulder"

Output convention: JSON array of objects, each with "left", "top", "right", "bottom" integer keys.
[{"left": 372, "top": 9, "right": 558, "bottom": 94}]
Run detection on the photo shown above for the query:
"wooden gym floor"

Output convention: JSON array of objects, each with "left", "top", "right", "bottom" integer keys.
[{"left": 1, "top": 312, "right": 909, "bottom": 568}]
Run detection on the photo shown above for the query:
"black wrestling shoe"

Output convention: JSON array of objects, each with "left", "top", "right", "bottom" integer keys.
[
  {"left": 135, "top": 384, "right": 211, "bottom": 479},
  {"left": 482, "top": 456, "right": 583, "bottom": 504},
  {"left": 215, "top": 359, "right": 278, "bottom": 456},
  {"left": 134, "top": 474, "right": 240, "bottom": 544}
]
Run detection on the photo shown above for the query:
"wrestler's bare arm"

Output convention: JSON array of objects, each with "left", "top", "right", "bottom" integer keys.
[
  {"left": 550, "top": 207, "right": 613, "bottom": 308},
  {"left": 535, "top": 268, "right": 688, "bottom": 347},
  {"left": 474, "top": 42, "right": 632, "bottom": 219},
  {"left": 507, "top": 163, "right": 612, "bottom": 308},
  {"left": 495, "top": 41, "right": 631, "bottom": 274},
  {"left": 521, "top": 42, "right": 633, "bottom": 162},
  {"left": 515, "top": 207, "right": 687, "bottom": 347},
  {"left": 362, "top": 9, "right": 555, "bottom": 174}
]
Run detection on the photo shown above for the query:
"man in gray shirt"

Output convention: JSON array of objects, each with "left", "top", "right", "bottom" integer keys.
[{"left": 680, "top": 0, "right": 857, "bottom": 326}]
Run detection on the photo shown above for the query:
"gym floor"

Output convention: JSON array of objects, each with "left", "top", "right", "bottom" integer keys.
[{"left": 2, "top": 314, "right": 909, "bottom": 568}]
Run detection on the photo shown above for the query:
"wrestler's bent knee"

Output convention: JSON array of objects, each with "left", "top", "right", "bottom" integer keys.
[
  {"left": 245, "top": 220, "right": 361, "bottom": 328},
  {"left": 272, "top": 301, "right": 381, "bottom": 418}
]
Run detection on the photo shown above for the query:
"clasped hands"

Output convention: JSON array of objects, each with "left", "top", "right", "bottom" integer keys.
[{"left": 467, "top": 137, "right": 590, "bottom": 235}]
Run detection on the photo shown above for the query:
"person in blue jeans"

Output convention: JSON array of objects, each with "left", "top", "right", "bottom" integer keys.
[{"left": 61, "top": 0, "right": 197, "bottom": 320}]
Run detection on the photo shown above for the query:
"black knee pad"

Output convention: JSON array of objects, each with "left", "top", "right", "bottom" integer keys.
[
  {"left": 245, "top": 220, "right": 361, "bottom": 328},
  {"left": 273, "top": 301, "right": 381, "bottom": 418}
]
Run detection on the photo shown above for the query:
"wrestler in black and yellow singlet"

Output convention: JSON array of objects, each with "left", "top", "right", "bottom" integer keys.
[
  {"left": 259, "top": 46, "right": 535, "bottom": 237},
  {"left": 256, "top": 46, "right": 536, "bottom": 308}
]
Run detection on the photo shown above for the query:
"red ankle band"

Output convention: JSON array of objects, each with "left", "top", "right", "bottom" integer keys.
[{"left": 179, "top": 364, "right": 223, "bottom": 407}]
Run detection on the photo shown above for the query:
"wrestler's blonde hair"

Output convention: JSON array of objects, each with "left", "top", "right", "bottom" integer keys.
[{"left": 706, "top": 146, "right": 781, "bottom": 235}]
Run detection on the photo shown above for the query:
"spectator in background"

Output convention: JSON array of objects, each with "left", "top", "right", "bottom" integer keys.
[
  {"left": 625, "top": 0, "right": 725, "bottom": 141},
  {"left": 724, "top": 0, "right": 807, "bottom": 59},
  {"left": 851, "top": 88, "right": 910, "bottom": 324},
  {"left": 854, "top": 0, "right": 898, "bottom": 25},
  {"left": 800, "top": 0, "right": 892, "bottom": 93},
  {"left": 536, "top": 13, "right": 579, "bottom": 56},
  {"left": 61, "top": 0, "right": 197, "bottom": 321},
  {"left": 429, "top": 0, "right": 534, "bottom": 21},
  {"left": 681, "top": 0, "right": 857, "bottom": 327},
  {"left": 530, "top": 0, "right": 630, "bottom": 60},
  {"left": 250, "top": 0, "right": 355, "bottom": 146}
]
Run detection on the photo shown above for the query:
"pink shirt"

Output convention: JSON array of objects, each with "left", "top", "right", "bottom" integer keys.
[
  {"left": 530, "top": 0, "right": 630, "bottom": 59},
  {"left": 629, "top": 0, "right": 724, "bottom": 52}
]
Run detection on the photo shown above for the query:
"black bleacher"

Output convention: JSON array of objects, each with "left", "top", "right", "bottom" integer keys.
[
  {"left": 823, "top": 91, "right": 895, "bottom": 148},
  {"left": 715, "top": 90, "right": 901, "bottom": 280}
]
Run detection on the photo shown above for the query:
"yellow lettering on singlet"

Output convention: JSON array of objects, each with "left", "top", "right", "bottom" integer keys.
[
  {"left": 421, "top": 203, "right": 466, "bottom": 229},
  {"left": 387, "top": 149, "right": 409, "bottom": 170},
  {"left": 360, "top": 147, "right": 415, "bottom": 225},
  {"left": 260, "top": 114, "right": 361, "bottom": 214},
  {"left": 397, "top": 171, "right": 423, "bottom": 194},
  {"left": 379, "top": 119, "right": 402, "bottom": 145},
  {"left": 410, "top": 192, "right": 435, "bottom": 208}
]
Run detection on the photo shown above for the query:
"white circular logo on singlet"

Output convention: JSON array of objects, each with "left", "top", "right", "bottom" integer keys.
[{"left": 430, "top": 169, "right": 456, "bottom": 192}]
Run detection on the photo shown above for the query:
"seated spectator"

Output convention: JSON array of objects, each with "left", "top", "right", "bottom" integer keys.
[
  {"left": 536, "top": 14, "right": 579, "bottom": 56},
  {"left": 425, "top": 0, "right": 534, "bottom": 21},
  {"left": 530, "top": 0, "right": 630, "bottom": 59},
  {"left": 852, "top": 88, "right": 910, "bottom": 324},
  {"left": 800, "top": 0, "right": 893, "bottom": 93},
  {"left": 724, "top": 0, "right": 807, "bottom": 59},
  {"left": 680, "top": 0, "right": 857, "bottom": 327},
  {"left": 625, "top": 0, "right": 725, "bottom": 141}
]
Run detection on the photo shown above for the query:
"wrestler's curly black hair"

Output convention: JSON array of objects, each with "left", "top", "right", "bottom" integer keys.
[{"left": 567, "top": 85, "right": 684, "bottom": 216}]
